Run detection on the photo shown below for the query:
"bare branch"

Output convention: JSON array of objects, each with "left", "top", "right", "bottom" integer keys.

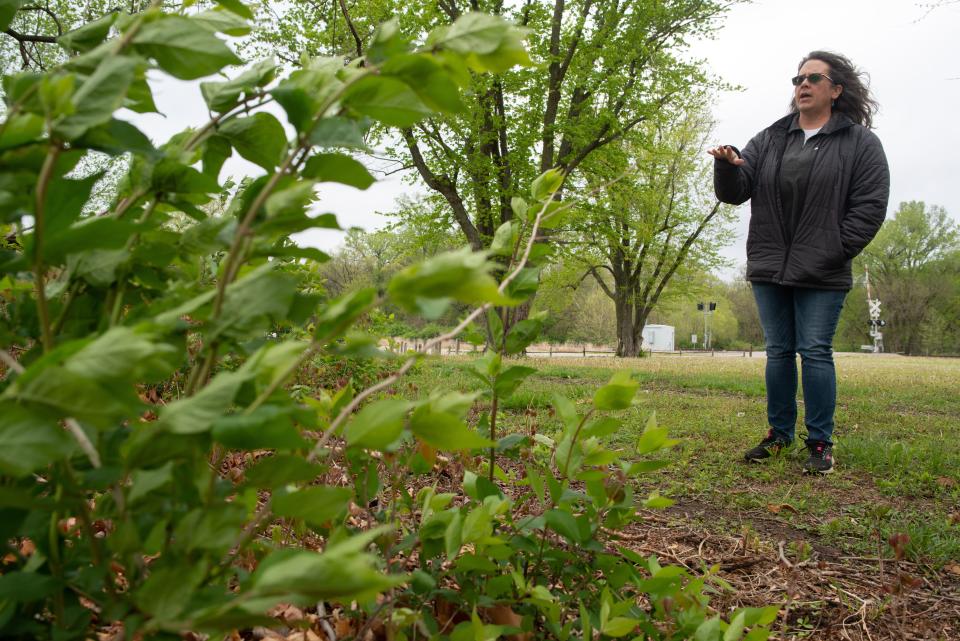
[
  {"left": 403, "top": 128, "right": 482, "bottom": 250},
  {"left": 21, "top": 4, "right": 64, "bottom": 35},
  {"left": 4, "top": 27, "right": 57, "bottom": 44},
  {"left": 336, "top": 0, "right": 364, "bottom": 61}
]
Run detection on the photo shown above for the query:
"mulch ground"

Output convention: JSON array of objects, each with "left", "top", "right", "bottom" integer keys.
[
  {"left": 207, "top": 445, "right": 960, "bottom": 641},
  {"left": 615, "top": 503, "right": 960, "bottom": 640}
]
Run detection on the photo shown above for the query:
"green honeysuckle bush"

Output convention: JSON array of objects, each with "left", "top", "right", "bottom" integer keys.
[{"left": 0, "top": 1, "right": 777, "bottom": 639}]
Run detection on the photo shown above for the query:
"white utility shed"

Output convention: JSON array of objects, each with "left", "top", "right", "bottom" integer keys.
[{"left": 641, "top": 324, "right": 675, "bottom": 352}]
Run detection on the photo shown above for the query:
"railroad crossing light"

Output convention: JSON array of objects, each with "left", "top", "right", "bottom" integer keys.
[
  {"left": 709, "top": 302, "right": 717, "bottom": 311},
  {"left": 697, "top": 302, "right": 704, "bottom": 311}
]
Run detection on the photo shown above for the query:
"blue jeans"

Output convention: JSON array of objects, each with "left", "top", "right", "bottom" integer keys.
[{"left": 752, "top": 283, "right": 847, "bottom": 446}]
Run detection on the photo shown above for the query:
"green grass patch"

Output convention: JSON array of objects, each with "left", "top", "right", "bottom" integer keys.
[{"left": 407, "top": 353, "right": 960, "bottom": 566}]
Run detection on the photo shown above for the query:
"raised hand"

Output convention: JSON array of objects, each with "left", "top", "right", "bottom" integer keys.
[{"left": 707, "top": 145, "right": 745, "bottom": 166}]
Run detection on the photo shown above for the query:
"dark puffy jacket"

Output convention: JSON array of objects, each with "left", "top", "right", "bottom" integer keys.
[{"left": 714, "top": 112, "right": 889, "bottom": 290}]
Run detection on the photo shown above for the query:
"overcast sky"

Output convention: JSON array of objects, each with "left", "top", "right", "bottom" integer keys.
[
  {"left": 133, "top": 0, "right": 958, "bottom": 278},
  {"left": 688, "top": 0, "right": 960, "bottom": 276}
]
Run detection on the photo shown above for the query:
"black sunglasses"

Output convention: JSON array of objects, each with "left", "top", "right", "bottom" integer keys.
[{"left": 791, "top": 73, "right": 835, "bottom": 86}]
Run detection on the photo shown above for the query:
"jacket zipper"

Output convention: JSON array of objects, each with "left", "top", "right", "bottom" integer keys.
[{"left": 774, "top": 131, "right": 825, "bottom": 284}]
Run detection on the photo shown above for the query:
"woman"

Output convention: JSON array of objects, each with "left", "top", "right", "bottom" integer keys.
[{"left": 709, "top": 51, "right": 889, "bottom": 474}]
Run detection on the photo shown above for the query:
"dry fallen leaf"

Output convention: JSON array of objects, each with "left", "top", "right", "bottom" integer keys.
[
  {"left": 945, "top": 563, "right": 960, "bottom": 576},
  {"left": 936, "top": 476, "right": 957, "bottom": 488},
  {"left": 767, "top": 503, "right": 799, "bottom": 514},
  {"left": 483, "top": 605, "right": 531, "bottom": 641}
]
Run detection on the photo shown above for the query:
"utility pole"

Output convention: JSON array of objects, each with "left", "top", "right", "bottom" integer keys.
[
  {"left": 697, "top": 302, "right": 717, "bottom": 350},
  {"left": 864, "top": 267, "right": 885, "bottom": 353}
]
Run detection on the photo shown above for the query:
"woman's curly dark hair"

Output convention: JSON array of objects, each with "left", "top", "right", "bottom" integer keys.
[{"left": 791, "top": 50, "right": 879, "bottom": 128}]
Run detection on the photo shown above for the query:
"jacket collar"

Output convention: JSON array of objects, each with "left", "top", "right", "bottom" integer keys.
[{"left": 771, "top": 111, "right": 855, "bottom": 136}]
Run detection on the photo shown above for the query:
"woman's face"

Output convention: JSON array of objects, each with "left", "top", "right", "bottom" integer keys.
[{"left": 794, "top": 59, "right": 843, "bottom": 115}]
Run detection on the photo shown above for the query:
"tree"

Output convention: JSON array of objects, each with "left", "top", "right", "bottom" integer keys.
[
  {"left": 250, "top": 0, "right": 735, "bottom": 253},
  {"left": 564, "top": 99, "right": 735, "bottom": 356},
  {"left": 722, "top": 273, "right": 762, "bottom": 347},
  {"left": 0, "top": 1, "right": 163, "bottom": 72},
  {"left": 857, "top": 201, "right": 960, "bottom": 354}
]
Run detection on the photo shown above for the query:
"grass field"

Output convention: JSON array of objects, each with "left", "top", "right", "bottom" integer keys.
[
  {"left": 408, "top": 353, "right": 960, "bottom": 564},
  {"left": 405, "top": 352, "right": 960, "bottom": 639}
]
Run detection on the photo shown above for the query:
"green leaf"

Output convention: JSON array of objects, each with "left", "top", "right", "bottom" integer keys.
[
  {"left": 593, "top": 371, "right": 638, "bottom": 411},
  {"left": 381, "top": 54, "right": 464, "bottom": 113},
  {"left": 132, "top": 16, "right": 242, "bottom": 80},
  {"left": 434, "top": 13, "right": 510, "bottom": 55},
  {"left": 210, "top": 267, "right": 298, "bottom": 340},
  {"left": 724, "top": 611, "right": 747, "bottom": 641},
  {"left": 134, "top": 562, "right": 206, "bottom": 622},
  {"left": 250, "top": 539, "right": 403, "bottom": 602},
  {"left": 191, "top": 8, "right": 251, "bottom": 36},
  {"left": 0, "top": 1, "right": 25, "bottom": 33},
  {"left": 244, "top": 455, "right": 324, "bottom": 489},
  {"left": 313, "top": 287, "right": 376, "bottom": 342},
  {"left": 308, "top": 116, "right": 369, "bottom": 149},
  {"left": 544, "top": 509, "right": 581, "bottom": 543},
  {"left": 58, "top": 11, "right": 117, "bottom": 53},
  {"left": 214, "top": 0, "right": 254, "bottom": 19},
  {"left": 504, "top": 317, "right": 543, "bottom": 355},
  {"left": 643, "top": 494, "right": 674, "bottom": 509},
  {"left": 0, "top": 572, "right": 57, "bottom": 602},
  {"left": 388, "top": 247, "right": 514, "bottom": 313},
  {"left": 218, "top": 112, "right": 287, "bottom": 171},
  {"left": 271, "top": 485, "right": 352, "bottom": 526},
  {"left": 7, "top": 365, "right": 133, "bottom": 424},
  {"left": 637, "top": 422, "right": 670, "bottom": 456},
  {"left": 489, "top": 220, "right": 518, "bottom": 257},
  {"left": 493, "top": 365, "right": 535, "bottom": 398},
  {"left": 263, "top": 178, "right": 315, "bottom": 221},
  {"left": 64, "top": 326, "right": 178, "bottom": 383},
  {"left": 44, "top": 171, "right": 103, "bottom": 234},
  {"left": 505, "top": 267, "right": 540, "bottom": 301},
  {"left": 552, "top": 393, "right": 579, "bottom": 431},
  {"left": 260, "top": 244, "right": 330, "bottom": 263},
  {"left": 126, "top": 75, "right": 158, "bottom": 113},
  {"left": 346, "top": 399, "right": 412, "bottom": 450},
  {"left": 444, "top": 510, "right": 462, "bottom": 559},
  {"left": 582, "top": 417, "right": 619, "bottom": 439},
  {"left": 128, "top": 461, "right": 174, "bottom": 504},
  {"left": 410, "top": 406, "right": 492, "bottom": 451},
  {"left": 302, "top": 153, "right": 374, "bottom": 189},
  {"left": 159, "top": 366, "right": 253, "bottom": 434},
  {"left": 0, "top": 402, "right": 75, "bottom": 477},
  {"left": 200, "top": 58, "right": 276, "bottom": 113},
  {"left": 342, "top": 75, "right": 432, "bottom": 128},
  {"left": 152, "top": 160, "right": 221, "bottom": 194},
  {"left": 56, "top": 55, "right": 138, "bottom": 139},
  {"left": 468, "top": 28, "right": 533, "bottom": 74},
  {"left": 602, "top": 617, "right": 638, "bottom": 638},
  {"left": 212, "top": 406, "right": 308, "bottom": 450},
  {"left": 486, "top": 309, "right": 504, "bottom": 349},
  {"left": 44, "top": 217, "right": 138, "bottom": 264},
  {"left": 74, "top": 118, "right": 159, "bottom": 158},
  {"left": 365, "top": 18, "right": 408, "bottom": 64},
  {"left": 202, "top": 134, "right": 232, "bottom": 178},
  {"left": 531, "top": 168, "right": 564, "bottom": 201},
  {"left": 694, "top": 617, "right": 722, "bottom": 641},
  {"left": 0, "top": 113, "right": 44, "bottom": 150}
]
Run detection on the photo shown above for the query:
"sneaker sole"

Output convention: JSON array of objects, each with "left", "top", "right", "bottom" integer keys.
[{"left": 803, "top": 466, "right": 834, "bottom": 475}]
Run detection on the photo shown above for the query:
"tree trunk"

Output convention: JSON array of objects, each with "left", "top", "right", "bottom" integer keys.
[{"left": 615, "top": 295, "right": 639, "bottom": 357}]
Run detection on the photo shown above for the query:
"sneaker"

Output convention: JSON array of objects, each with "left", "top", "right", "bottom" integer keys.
[
  {"left": 803, "top": 442, "right": 834, "bottom": 474},
  {"left": 744, "top": 430, "right": 790, "bottom": 462}
]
